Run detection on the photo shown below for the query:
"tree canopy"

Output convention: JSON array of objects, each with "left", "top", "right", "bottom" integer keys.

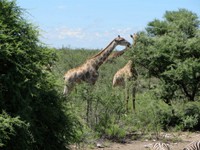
[{"left": 130, "top": 9, "right": 200, "bottom": 103}]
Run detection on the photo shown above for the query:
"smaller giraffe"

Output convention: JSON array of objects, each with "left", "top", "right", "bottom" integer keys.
[
  {"left": 112, "top": 33, "right": 138, "bottom": 112},
  {"left": 112, "top": 60, "right": 138, "bottom": 112},
  {"left": 63, "top": 35, "right": 131, "bottom": 95}
]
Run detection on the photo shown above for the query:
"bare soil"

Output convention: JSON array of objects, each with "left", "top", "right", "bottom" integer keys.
[{"left": 71, "top": 132, "right": 200, "bottom": 150}]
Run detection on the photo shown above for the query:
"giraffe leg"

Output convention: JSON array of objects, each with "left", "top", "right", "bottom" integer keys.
[
  {"left": 131, "top": 80, "right": 137, "bottom": 113},
  {"left": 132, "top": 86, "right": 136, "bottom": 113},
  {"left": 63, "top": 85, "right": 71, "bottom": 95},
  {"left": 63, "top": 83, "right": 74, "bottom": 95},
  {"left": 125, "top": 81, "right": 129, "bottom": 113},
  {"left": 86, "top": 97, "right": 91, "bottom": 124},
  {"left": 85, "top": 83, "right": 96, "bottom": 127},
  {"left": 63, "top": 85, "right": 68, "bottom": 95},
  {"left": 126, "top": 89, "right": 129, "bottom": 113}
]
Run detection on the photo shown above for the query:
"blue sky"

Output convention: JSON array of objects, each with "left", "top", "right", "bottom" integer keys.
[{"left": 17, "top": 0, "right": 200, "bottom": 49}]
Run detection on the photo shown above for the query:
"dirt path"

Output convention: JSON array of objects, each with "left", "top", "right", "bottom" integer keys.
[
  {"left": 71, "top": 132, "right": 200, "bottom": 150},
  {"left": 85, "top": 132, "right": 200, "bottom": 150}
]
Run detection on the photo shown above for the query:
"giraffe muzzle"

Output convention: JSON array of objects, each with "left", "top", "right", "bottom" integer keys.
[{"left": 127, "top": 43, "right": 131, "bottom": 48}]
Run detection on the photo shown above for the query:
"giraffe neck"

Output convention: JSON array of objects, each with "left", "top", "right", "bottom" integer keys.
[
  {"left": 133, "top": 34, "right": 137, "bottom": 47},
  {"left": 125, "top": 60, "right": 133, "bottom": 68},
  {"left": 113, "top": 47, "right": 128, "bottom": 57},
  {"left": 88, "top": 40, "right": 117, "bottom": 69}
]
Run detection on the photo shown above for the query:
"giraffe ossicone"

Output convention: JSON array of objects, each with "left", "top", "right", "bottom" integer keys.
[{"left": 63, "top": 35, "right": 131, "bottom": 95}]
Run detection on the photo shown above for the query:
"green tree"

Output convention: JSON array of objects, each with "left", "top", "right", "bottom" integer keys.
[
  {"left": 0, "top": 0, "right": 77, "bottom": 149},
  {"left": 130, "top": 9, "right": 200, "bottom": 103}
]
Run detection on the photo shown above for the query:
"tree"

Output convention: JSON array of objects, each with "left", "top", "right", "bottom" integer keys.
[
  {"left": 0, "top": 0, "right": 78, "bottom": 149},
  {"left": 130, "top": 9, "right": 200, "bottom": 103}
]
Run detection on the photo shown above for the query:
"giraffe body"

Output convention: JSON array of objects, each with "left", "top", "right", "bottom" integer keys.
[
  {"left": 112, "top": 60, "right": 138, "bottom": 112},
  {"left": 63, "top": 61, "right": 99, "bottom": 94},
  {"left": 113, "top": 60, "right": 137, "bottom": 87},
  {"left": 63, "top": 36, "right": 130, "bottom": 95}
]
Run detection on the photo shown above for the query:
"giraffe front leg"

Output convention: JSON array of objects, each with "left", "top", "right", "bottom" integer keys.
[
  {"left": 126, "top": 89, "right": 129, "bottom": 113},
  {"left": 131, "top": 80, "right": 137, "bottom": 113},
  {"left": 125, "top": 79, "right": 130, "bottom": 113},
  {"left": 63, "top": 76, "right": 70, "bottom": 95},
  {"left": 124, "top": 85, "right": 129, "bottom": 113},
  {"left": 63, "top": 83, "right": 74, "bottom": 95},
  {"left": 63, "top": 85, "right": 68, "bottom": 95},
  {"left": 132, "top": 86, "right": 136, "bottom": 113}
]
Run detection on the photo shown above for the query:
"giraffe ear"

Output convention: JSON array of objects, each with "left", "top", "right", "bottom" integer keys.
[{"left": 118, "top": 35, "right": 120, "bottom": 38}]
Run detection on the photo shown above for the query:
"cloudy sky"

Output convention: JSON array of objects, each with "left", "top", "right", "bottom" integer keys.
[{"left": 17, "top": 0, "right": 200, "bottom": 49}]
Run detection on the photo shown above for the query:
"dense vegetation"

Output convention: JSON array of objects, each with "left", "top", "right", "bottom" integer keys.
[
  {"left": 130, "top": 9, "right": 200, "bottom": 103},
  {"left": 0, "top": 0, "right": 78, "bottom": 149},
  {"left": 0, "top": 0, "right": 200, "bottom": 149},
  {"left": 54, "top": 9, "right": 200, "bottom": 145}
]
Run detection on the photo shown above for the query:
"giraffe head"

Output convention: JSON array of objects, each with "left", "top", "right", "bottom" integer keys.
[
  {"left": 130, "top": 33, "right": 137, "bottom": 40},
  {"left": 130, "top": 33, "right": 137, "bottom": 46},
  {"left": 114, "top": 35, "right": 131, "bottom": 48}
]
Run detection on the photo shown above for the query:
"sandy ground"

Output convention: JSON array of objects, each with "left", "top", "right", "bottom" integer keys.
[
  {"left": 71, "top": 132, "right": 200, "bottom": 150},
  {"left": 94, "top": 132, "right": 200, "bottom": 150}
]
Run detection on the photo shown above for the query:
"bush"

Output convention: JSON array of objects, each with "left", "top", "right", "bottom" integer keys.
[
  {"left": 175, "top": 101, "right": 200, "bottom": 130},
  {"left": 0, "top": 0, "right": 78, "bottom": 149},
  {"left": 0, "top": 111, "right": 31, "bottom": 149},
  {"left": 105, "top": 124, "right": 126, "bottom": 140}
]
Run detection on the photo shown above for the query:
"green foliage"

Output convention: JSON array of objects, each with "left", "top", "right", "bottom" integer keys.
[
  {"left": 131, "top": 92, "right": 168, "bottom": 135},
  {"left": 0, "top": 111, "right": 30, "bottom": 148},
  {"left": 172, "top": 101, "right": 200, "bottom": 130},
  {"left": 0, "top": 0, "right": 78, "bottom": 149},
  {"left": 130, "top": 9, "right": 200, "bottom": 102},
  {"left": 55, "top": 41, "right": 200, "bottom": 145},
  {"left": 105, "top": 124, "right": 126, "bottom": 140}
]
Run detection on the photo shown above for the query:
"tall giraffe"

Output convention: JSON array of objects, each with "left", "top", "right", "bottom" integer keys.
[
  {"left": 63, "top": 35, "right": 131, "bottom": 95},
  {"left": 112, "top": 33, "right": 138, "bottom": 112}
]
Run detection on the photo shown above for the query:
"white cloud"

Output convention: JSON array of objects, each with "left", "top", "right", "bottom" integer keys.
[
  {"left": 42, "top": 26, "right": 86, "bottom": 40},
  {"left": 41, "top": 26, "right": 140, "bottom": 48},
  {"left": 57, "top": 5, "right": 67, "bottom": 10},
  {"left": 56, "top": 27, "right": 85, "bottom": 39}
]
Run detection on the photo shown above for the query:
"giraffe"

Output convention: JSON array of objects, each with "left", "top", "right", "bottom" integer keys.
[
  {"left": 63, "top": 35, "right": 131, "bottom": 95},
  {"left": 112, "top": 60, "right": 138, "bottom": 112},
  {"left": 112, "top": 33, "right": 138, "bottom": 112}
]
